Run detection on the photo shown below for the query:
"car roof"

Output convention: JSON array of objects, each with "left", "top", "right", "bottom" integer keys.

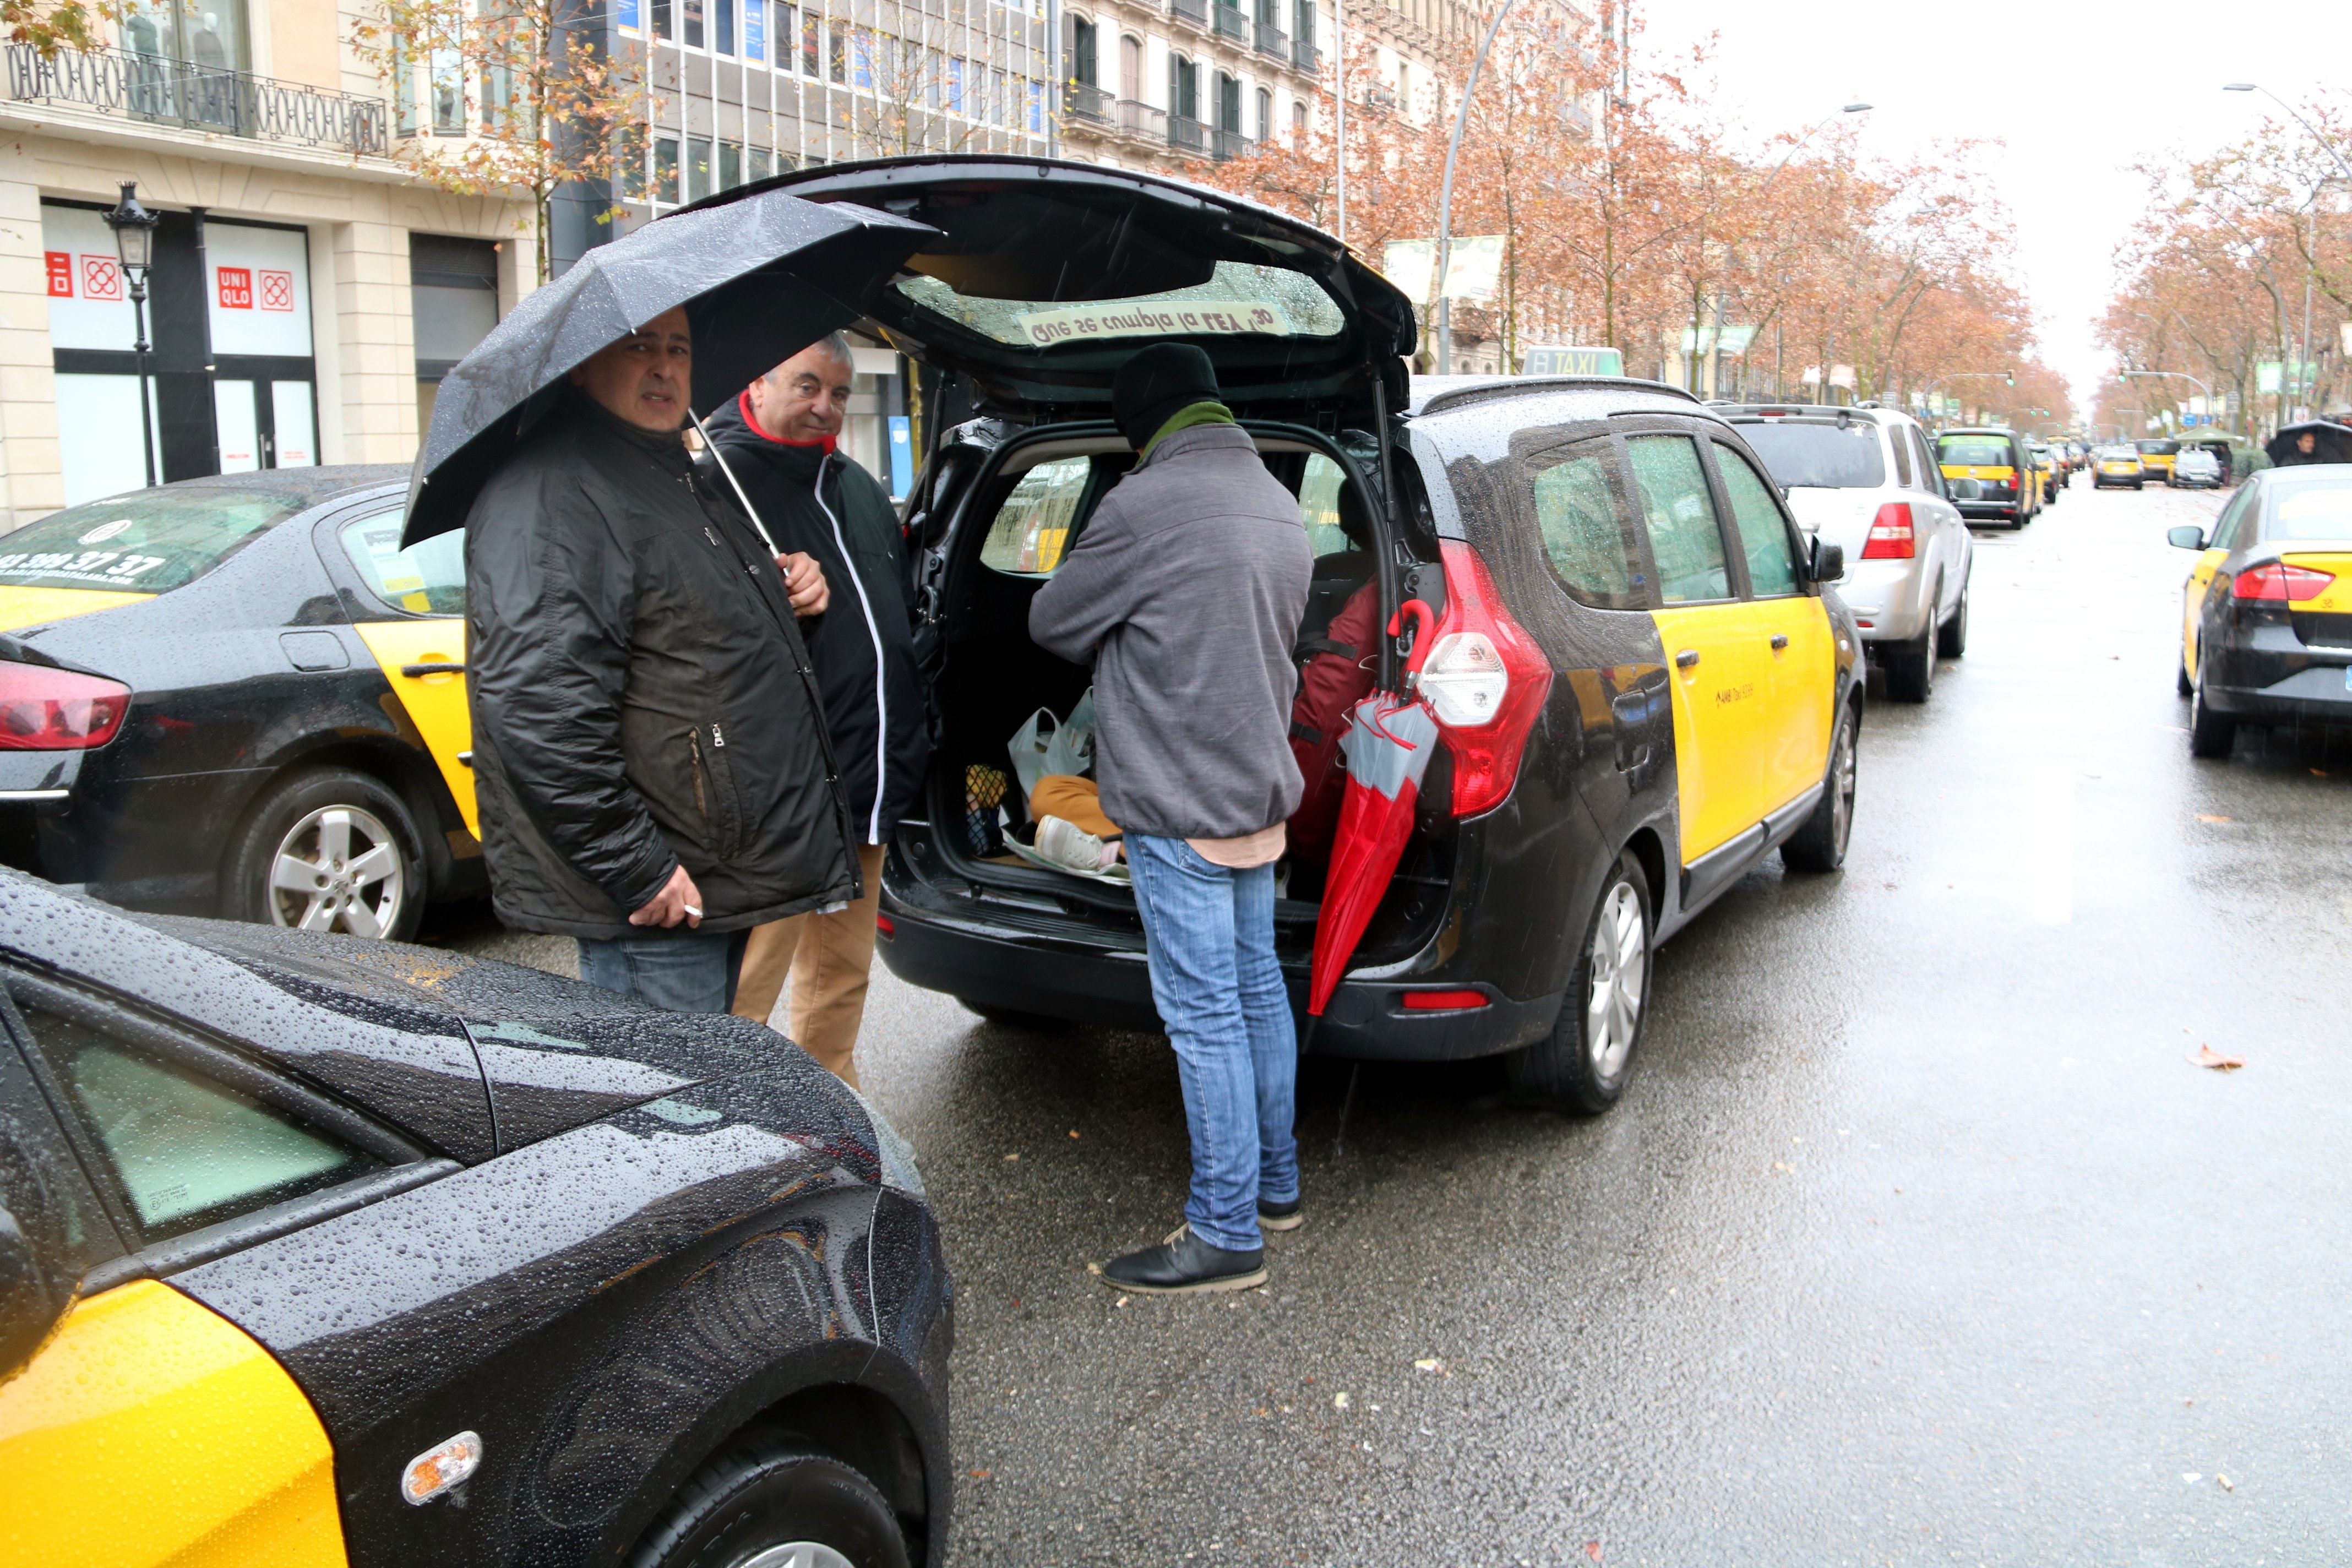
[
  {"left": 1407, "top": 375, "right": 1705, "bottom": 420},
  {"left": 1711, "top": 401, "right": 1909, "bottom": 424},
  {"left": 134, "top": 465, "right": 409, "bottom": 502}
]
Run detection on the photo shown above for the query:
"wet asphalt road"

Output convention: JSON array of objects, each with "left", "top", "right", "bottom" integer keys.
[{"left": 441, "top": 475, "right": 2351, "bottom": 1566}]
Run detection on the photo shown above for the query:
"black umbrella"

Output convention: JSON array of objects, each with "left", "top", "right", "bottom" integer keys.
[
  {"left": 2264, "top": 419, "right": 2352, "bottom": 468},
  {"left": 402, "top": 190, "right": 938, "bottom": 546}
]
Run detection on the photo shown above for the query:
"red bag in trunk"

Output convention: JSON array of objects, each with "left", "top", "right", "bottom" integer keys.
[{"left": 1285, "top": 580, "right": 1380, "bottom": 858}]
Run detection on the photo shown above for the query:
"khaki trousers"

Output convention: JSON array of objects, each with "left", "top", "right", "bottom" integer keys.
[{"left": 731, "top": 844, "right": 885, "bottom": 1088}]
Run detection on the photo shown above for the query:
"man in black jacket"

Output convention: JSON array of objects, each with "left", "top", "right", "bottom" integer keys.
[
  {"left": 702, "top": 334, "right": 929, "bottom": 1085},
  {"left": 464, "top": 307, "right": 861, "bottom": 1012}
]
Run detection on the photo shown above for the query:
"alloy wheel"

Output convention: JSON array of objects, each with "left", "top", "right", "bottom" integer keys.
[
  {"left": 1828, "top": 717, "right": 1857, "bottom": 855},
  {"left": 736, "top": 1547, "right": 856, "bottom": 1568},
  {"left": 1585, "top": 880, "right": 1647, "bottom": 1081},
  {"left": 269, "top": 805, "right": 407, "bottom": 937}
]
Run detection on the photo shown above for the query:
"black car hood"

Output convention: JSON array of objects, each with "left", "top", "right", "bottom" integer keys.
[
  {"left": 135, "top": 917, "right": 794, "bottom": 1152},
  {"left": 678, "top": 156, "right": 1414, "bottom": 424}
]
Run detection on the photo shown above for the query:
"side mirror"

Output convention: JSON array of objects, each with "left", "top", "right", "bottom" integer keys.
[
  {"left": 1948, "top": 477, "right": 1983, "bottom": 501},
  {"left": 2166, "top": 525, "right": 2207, "bottom": 551},
  {"left": 1810, "top": 538, "right": 1845, "bottom": 584}
]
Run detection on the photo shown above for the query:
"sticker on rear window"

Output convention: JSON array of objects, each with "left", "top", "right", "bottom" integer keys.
[{"left": 1014, "top": 301, "right": 1294, "bottom": 347}]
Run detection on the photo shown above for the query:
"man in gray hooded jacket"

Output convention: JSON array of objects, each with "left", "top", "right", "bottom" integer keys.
[{"left": 1030, "top": 342, "right": 1313, "bottom": 1293}]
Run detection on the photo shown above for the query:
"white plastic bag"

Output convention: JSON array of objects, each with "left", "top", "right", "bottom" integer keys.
[
  {"left": 1043, "top": 687, "right": 1096, "bottom": 778},
  {"left": 1007, "top": 707, "right": 1060, "bottom": 800}
]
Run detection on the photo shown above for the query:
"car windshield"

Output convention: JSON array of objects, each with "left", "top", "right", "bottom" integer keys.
[
  {"left": 1939, "top": 437, "right": 2013, "bottom": 467},
  {"left": 0, "top": 488, "right": 306, "bottom": 594},
  {"left": 2098, "top": 447, "right": 2137, "bottom": 459},
  {"left": 1735, "top": 421, "right": 1886, "bottom": 488},
  {"left": 892, "top": 260, "right": 1347, "bottom": 349},
  {"left": 2267, "top": 481, "right": 2352, "bottom": 540},
  {"left": 2136, "top": 440, "right": 2180, "bottom": 455}
]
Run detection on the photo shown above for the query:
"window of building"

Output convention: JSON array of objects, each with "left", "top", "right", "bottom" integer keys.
[
  {"left": 430, "top": 46, "right": 464, "bottom": 134},
  {"left": 1069, "top": 15, "right": 1096, "bottom": 84},
  {"left": 1119, "top": 34, "right": 1140, "bottom": 100},
  {"left": 1255, "top": 86, "right": 1271, "bottom": 140},
  {"left": 656, "top": 135, "right": 682, "bottom": 203},
  {"left": 715, "top": 0, "right": 734, "bottom": 53},
  {"left": 652, "top": 0, "right": 672, "bottom": 38},
  {"left": 683, "top": 0, "right": 705, "bottom": 47},
  {"left": 1292, "top": 98, "right": 1306, "bottom": 144},
  {"left": 411, "top": 233, "right": 499, "bottom": 435}
]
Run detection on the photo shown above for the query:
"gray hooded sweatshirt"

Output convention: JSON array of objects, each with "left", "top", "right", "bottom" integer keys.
[{"left": 1029, "top": 422, "right": 1314, "bottom": 841}]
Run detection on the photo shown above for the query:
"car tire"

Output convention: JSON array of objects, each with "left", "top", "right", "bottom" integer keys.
[
  {"left": 1503, "top": 851, "right": 1652, "bottom": 1115},
  {"left": 629, "top": 1435, "right": 910, "bottom": 1568},
  {"left": 1937, "top": 585, "right": 1969, "bottom": 659},
  {"left": 1882, "top": 627, "right": 1934, "bottom": 703},
  {"left": 222, "top": 767, "right": 426, "bottom": 941},
  {"left": 959, "top": 997, "right": 1069, "bottom": 1031},
  {"left": 1782, "top": 699, "right": 1858, "bottom": 874},
  {"left": 2188, "top": 672, "right": 2236, "bottom": 760}
]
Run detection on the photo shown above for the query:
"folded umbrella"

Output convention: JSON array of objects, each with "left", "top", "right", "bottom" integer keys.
[
  {"left": 1307, "top": 601, "right": 1440, "bottom": 1019},
  {"left": 402, "top": 191, "right": 938, "bottom": 546}
]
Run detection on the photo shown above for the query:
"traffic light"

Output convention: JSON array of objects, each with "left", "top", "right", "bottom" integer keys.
[{"left": 2006, "top": 371, "right": 2017, "bottom": 387}]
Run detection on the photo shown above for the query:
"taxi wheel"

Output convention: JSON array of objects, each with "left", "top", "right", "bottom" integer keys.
[
  {"left": 224, "top": 767, "right": 426, "bottom": 941},
  {"left": 1504, "top": 851, "right": 1652, "bottom": 1115},
  {"left": 2188, "top": 676, "right": 2237, "bottom": 760},
  {"left": 1782, "top": 701, "right": 1858, "bottom": 874},
  {"left": 630, "top": 1436, "right": 910, "bottom": 1568}
]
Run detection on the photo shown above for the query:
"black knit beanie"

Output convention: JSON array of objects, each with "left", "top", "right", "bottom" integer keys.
[{"left": 1110, "top": 342, "right": 1221, "bottom": 451}]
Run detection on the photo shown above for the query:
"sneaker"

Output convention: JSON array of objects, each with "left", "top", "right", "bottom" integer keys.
[
  {"left": 1257, "top": 1196, "right": 1304, "bottom": 1233},
  {"left": 1098, "top": 1224, "right": 1266, "bottom": 1294},
  {"left": 1033, "top": 815, "right": 1118, "bottom": 874}
]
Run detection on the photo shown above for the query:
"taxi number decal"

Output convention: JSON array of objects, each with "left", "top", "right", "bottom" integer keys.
[{"left": 1714, "top": 683, "right": 1755, "bottom": 706}]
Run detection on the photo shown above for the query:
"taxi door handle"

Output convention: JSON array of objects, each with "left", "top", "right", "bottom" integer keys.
[
  {"left": 1770, "top": 634, "right": 1789, "bottom": 651},
  {"left": 401, "top": 661, "right": 466, "bottom": 677},
  {"left": 1675, "top": 649, "right": 1700, "bottom": 670}
]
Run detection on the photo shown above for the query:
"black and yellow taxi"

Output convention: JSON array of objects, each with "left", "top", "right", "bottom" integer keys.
[
  {"left": 2135, "top": 438, "right": 2181, "bottom": 486},
  {"left": 0, "top": 870, "right": 951, "bottom": 1566},
  {"left": 0, "top": 469, "right": 478, "bottom": 937},
  {"left": 2169, "top": 464, "right": 2352, "bottom": 758},
  {"left": 2029, "top": 442, "right": 2062, "bottom": 505},
  {"left": 2092, "top": 444, "right": 2146, "bottom": 489},
  {"left": 683, "top": 158, "right": 1865, "bottom": 1114},
  {"left": 1936, "top": 427, "right": 2038, "bottom": 526}
]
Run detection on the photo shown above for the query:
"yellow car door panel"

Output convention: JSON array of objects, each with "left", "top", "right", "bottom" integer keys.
[
  {"left": 1712, "top": 440, "right": 1837, "bottom": 813},
  {"left": 351, "top": 621, "right": 477, "bottom": 838},
  {"left": 0, "top": 1278, "right": 347, "bottom": 1568},
  {"left": 2184, "top": 547, "right": 2226, "bottom": 675}
]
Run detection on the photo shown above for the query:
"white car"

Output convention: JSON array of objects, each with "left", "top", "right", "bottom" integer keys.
[
  {"left": 2171, "top": 447, "right": 2224, "bottom": 488},
  {"left": 1722, "top": 403, "right": 1974, "bottom": 703}
]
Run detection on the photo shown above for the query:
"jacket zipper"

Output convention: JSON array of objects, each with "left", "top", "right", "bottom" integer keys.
[{"left": 812, "top": 450, "right": 892, "bottom": 846}]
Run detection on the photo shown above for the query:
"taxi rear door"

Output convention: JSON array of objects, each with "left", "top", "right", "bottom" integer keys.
[
  {"left": 324, "top": 509, "right": 478, "bottom": 837},
  {"left": 1708, "top": 439, "right": 1833, "bottom": 811},
  {"left": 2185, "top": 486, "right": 2258, "bottom": 678},
  {"left": 1629, "top": 432, "right": 1770, "bottom": 864}
]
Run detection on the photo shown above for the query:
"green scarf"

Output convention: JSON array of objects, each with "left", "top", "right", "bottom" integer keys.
[{"left": 1140, "top": 400, "right": 1237, "bottom": 462}]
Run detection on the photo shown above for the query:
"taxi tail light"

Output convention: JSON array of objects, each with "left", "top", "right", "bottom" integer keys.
[
  {"left": 0, "top": 661, "right": 129, "bottom": 750},
  {"left": 1860, "top": 503, "right": 1917, "bottom": 559},
  {"left": 2231, "top": 563, "right": 2334, "bottom": 603},
  {"left": 1422, "top": 540, "right": 1553, "bottom": 818}
]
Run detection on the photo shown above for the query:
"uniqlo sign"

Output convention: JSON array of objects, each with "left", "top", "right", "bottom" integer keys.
[
  {"left": 43, "top": 251, "right": 72, "bottom": 297},
  {"left": 216, "top": 265, "right": 253, "bottom": 309}
]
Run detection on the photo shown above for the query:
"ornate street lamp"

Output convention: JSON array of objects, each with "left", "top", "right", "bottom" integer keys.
[{"left": 102, "top": 181, "right": 161, "bottom": 489}]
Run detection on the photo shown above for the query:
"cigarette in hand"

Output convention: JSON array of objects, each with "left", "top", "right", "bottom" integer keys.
[{"left": 683, "top": 904, "right": 703, "bottom": 919}]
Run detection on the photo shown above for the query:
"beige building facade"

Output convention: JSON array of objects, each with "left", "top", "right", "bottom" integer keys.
[{"left": 0, "top": 10, "right": 532, "bottom": 529}]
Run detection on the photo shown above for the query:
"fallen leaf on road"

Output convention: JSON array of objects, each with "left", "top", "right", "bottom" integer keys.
[
  {"left": 1004, "top": 1152, "right": 1020, "bottom": 1161},
  {"left": 2195, "top": 814, "right": 2234, "bottom": 824},
  {"left": 1585, "top": 1544, "right": 1604, "bottom": 1562},
  {"left": 1068, "top": 1129, "right": 1081, "bottom": 1139},
  {"left": 1773, "top": 1161, "right": 1795, "bottom": 1173},
  {"left": 2190, "top": 1044, "right": 2245, "bottom": 1071},
  {"left": 1414, "top": 1358, "right": 1445, "bottom": 1373},
  {"left": 970, "top": 1469, "right": 992, "bottom": 1479},
  {"left": 1086, "top": 1261, "right": 1103, "bottom": 1275}
]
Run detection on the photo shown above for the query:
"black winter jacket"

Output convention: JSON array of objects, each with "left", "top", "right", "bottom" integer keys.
[
  {"left": 702, "top": 394, "right": 930, "bottom": 843},
  {"left": 463, "top": 393, "right": 860, "bottom": 939}
]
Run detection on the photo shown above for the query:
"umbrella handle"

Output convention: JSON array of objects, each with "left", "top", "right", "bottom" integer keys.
[{"left": 1388, "top": 599, "right": 1438, "bottom": 678}]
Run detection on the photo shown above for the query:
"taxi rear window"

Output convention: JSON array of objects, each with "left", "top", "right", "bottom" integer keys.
[
  {"left": 1938, "top": 438, "right": 2012, "bottom": 467},
  {"left": 2268, "top": 482, "right": 2352, "bottom": 541},
  {"left": 0, "top": 489, "right": 303, "bottom": 593}
]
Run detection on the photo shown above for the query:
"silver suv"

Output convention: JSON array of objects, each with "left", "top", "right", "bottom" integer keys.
[{"left": 1717, "top": 404, "right": 1974, "bottom": 703}]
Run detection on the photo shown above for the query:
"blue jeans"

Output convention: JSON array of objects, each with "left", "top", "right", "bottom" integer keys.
[
  {"left": 1125, "top": 835, "right": 1299, "bottom": 1252},
  {"left": 577, "top": 928, "right": 746, "bottom": 1014}
]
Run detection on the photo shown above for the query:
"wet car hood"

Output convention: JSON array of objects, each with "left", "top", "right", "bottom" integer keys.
[
  {"left": 678, "top": 156, "right": 1415, "bottom": 424},
  {"left": 134, "top": 916, "right": 798, "bottom": 1153}
]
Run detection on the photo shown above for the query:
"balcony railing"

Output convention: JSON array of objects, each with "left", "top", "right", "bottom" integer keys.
[
  {"left": 1064, "top": 81, "right": 1112, "bottom": 123},
  {"left": 1211, "top": 126, "right": 1254, "bottom": 162},
  {"left": 1167, "top": 112, "right": 1207, "bottom": 155},
  {"left": 1254, "top": 21, "right": 1289, "bottom": 59},
  {"left": 1116, "top": 97, "right": 1167, "bottom": 140},
  {"left": 1211, "top": 4, "right": 1250, "bottom": 40},
  {"left": 4, "top": 43, "right": 389, "bottom": 155},
  {"left": 1169, "top": 0, "right": 1208, "bottom": 28},
  {"left": 1291, "top": 37, "right": 1321, "bottom": 73}
]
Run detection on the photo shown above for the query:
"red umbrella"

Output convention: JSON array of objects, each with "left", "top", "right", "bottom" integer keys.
[{"left": 1307, "top": 600, "right": 1440, "bottom": 1018}]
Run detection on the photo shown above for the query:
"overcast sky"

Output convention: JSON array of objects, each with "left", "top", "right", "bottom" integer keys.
[{"left": 1634, "top": 0, "right": 2352, "bottom": 415}]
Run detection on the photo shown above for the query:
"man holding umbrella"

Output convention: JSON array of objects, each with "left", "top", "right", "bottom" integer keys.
[
  {"left": 1031, "top": 343, "right": 1313, "bottom": 1293},
  {"left": 462, "top": 306, "right": 861, "bottom": 1012}
]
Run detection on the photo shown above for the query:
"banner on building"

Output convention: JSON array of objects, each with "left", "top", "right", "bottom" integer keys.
[{"left": 1381, "top": 236, "right": 1502, "bottom": 304}]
